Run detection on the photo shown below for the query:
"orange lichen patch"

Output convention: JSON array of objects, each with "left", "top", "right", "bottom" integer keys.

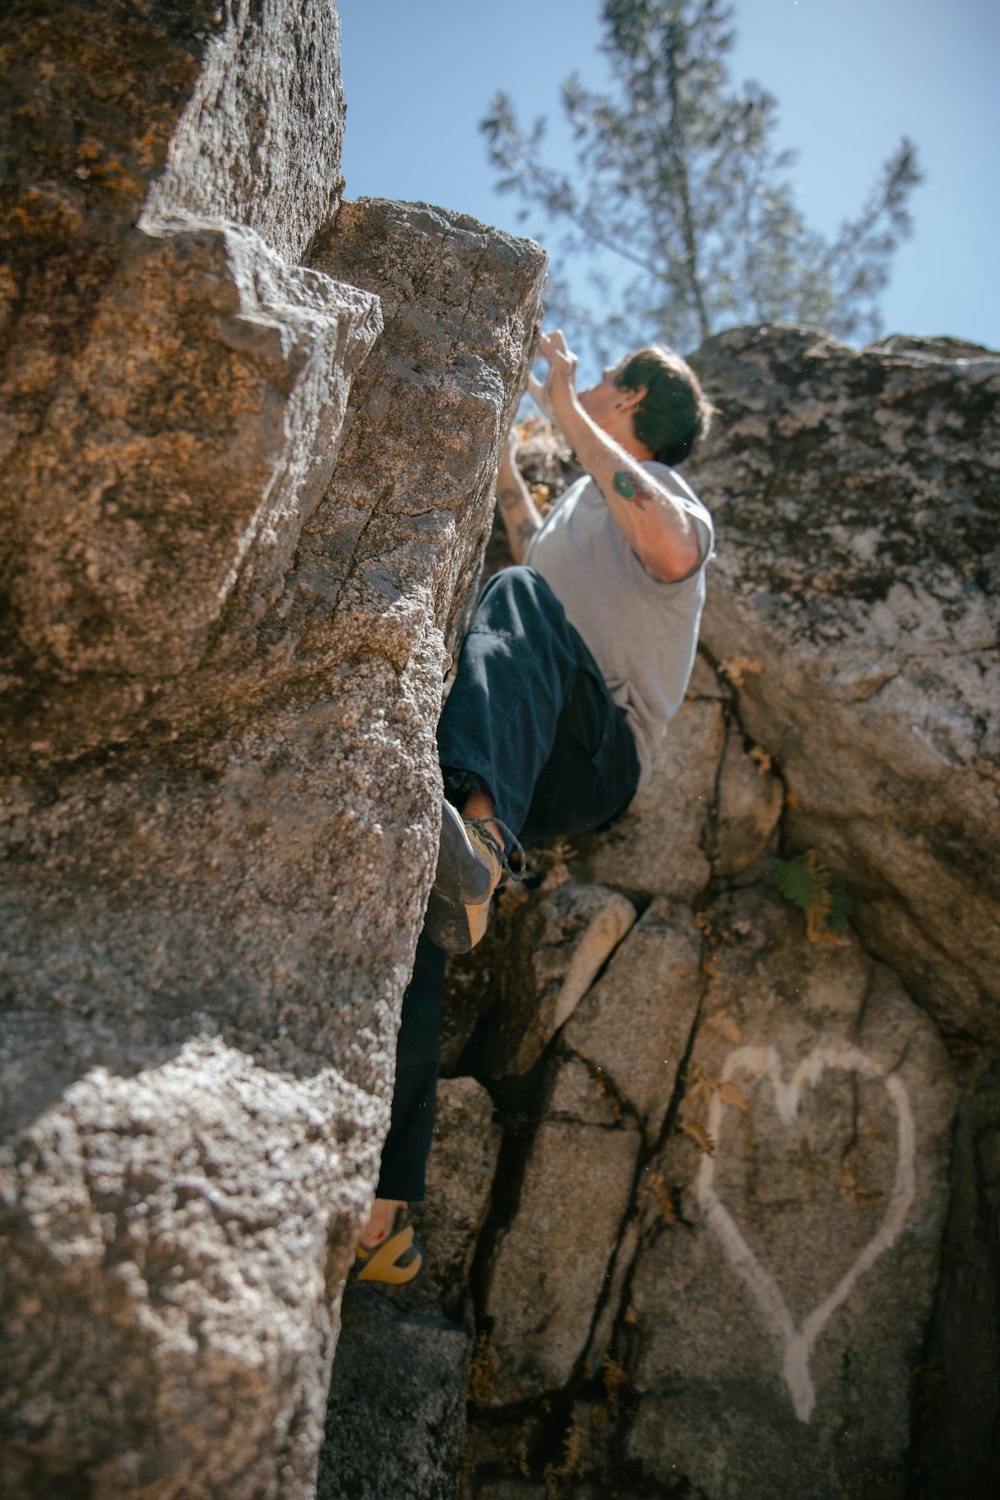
[
  {"left": 602, "top": 1354, "right": 629, "bottom": 1406},
  {"left": 749, "top": 744, "right": 773, "bottom": 775},
  {"left": 720, "top": 654, "right": 763, "bottom": 685},
  {"left": 640, "top": 1168, "right": 678, "bottom": 1227},
  {"left": 705, "top": 1011, "right": 742, "bottom": 1045},
  {"left": 678, "top": 1117, "right": 715, "bottom": 1156}
]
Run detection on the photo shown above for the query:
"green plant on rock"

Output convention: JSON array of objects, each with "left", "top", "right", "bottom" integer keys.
[{"left": 773, "top": 849, "right": 851, "bottom": 942}]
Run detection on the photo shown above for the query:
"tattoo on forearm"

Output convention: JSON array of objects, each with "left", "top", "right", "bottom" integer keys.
[
  {"left": 498, "top": 486, "right": 522, "bottom": 512},
  {"left": 613, "top": 470, "right": 652, "bottom": 510},
  {"left": 515, "top": 519, "right": 536, "bottom": 544}
]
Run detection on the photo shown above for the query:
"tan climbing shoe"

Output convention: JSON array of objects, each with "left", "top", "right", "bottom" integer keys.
[
  {"left": 424, "top": 802, "right": 524, "bottom": 954},
  {"left": 354, "top": 1206, "right": 423, "bottom": 1286}
]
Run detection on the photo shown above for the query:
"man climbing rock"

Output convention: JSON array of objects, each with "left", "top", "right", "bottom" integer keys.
[{"left": 353, "top": 329, "right": 715, "bottom": 1285}]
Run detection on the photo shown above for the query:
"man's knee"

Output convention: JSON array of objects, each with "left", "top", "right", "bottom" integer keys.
[
  {"left": 484, "top": 563, "right": 539, "bottom": 598},
  {"left": 478, "top": 564, "right": 563, "bottom": 626}
]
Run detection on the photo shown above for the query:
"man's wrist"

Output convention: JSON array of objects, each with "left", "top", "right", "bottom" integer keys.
[
  {"left": 497, "top": 482, "right": 523, "bottom": 512},
  {"left": 546, "top": 381, "right": 580, "bottom": 431}
]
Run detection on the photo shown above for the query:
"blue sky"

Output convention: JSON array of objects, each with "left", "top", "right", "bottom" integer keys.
[{"left": 337, "top": 0, "right": 998, "bottom": 359}]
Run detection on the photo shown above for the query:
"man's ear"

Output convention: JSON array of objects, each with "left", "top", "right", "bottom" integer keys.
[
  {"left": 617, "top": 383, "right": 648, "bottom": 411},
  {"left": 621, "top": 385, "right": 654, "bottom": 460}
]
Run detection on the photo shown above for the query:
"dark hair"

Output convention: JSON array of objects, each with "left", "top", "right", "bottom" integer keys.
[{"left": 614, "top": 346, "right": 714, "bottom": 466}]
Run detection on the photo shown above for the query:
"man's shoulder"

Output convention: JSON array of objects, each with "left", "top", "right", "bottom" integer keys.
[
  {"left": 641, "top": 458, "right": 703, "bottom": 503},
  {"left": 642, "top": 461, "right": 714, "bottom": 549}
]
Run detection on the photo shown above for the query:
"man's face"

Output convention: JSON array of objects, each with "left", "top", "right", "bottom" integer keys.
[{"left": 577, "top": 364, "right": 626, "bottom": 434}]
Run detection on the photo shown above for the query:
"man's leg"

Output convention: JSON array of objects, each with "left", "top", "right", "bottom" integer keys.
[
  {"left": 373, "top": 932, "right": 445, "bottom": 1206},
  {"left": 427, "top": 565, "right": 637, "bottom": 955},
  {"left": 437, "top": 565, "right": 607, "bottom": 836},
  {"left": 520, "top": 659, "right": 640, "bottom": 842},
  {"left": 362, "top": 566, "right": 638, "bottom": 1274},
  {"left": 356, "top": 932, "right": 445, "bottom": 1281}
]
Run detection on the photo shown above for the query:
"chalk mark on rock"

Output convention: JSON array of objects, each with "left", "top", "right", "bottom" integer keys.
[{"left": 696, "top": 1040, "right": 916, "bottom": 1422}]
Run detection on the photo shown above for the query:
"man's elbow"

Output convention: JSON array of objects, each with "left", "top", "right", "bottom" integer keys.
[{"left": 645, "top": 533, "right": 703, "bottom": 583}]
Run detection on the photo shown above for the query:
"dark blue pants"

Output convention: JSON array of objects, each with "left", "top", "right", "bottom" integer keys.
[{"left": 377, "top": 567, "right": 639, "bottom": 1200}]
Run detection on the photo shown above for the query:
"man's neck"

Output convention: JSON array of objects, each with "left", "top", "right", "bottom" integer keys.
[{"left": 619, "top": 433, "right": 655, "bottom": 463}]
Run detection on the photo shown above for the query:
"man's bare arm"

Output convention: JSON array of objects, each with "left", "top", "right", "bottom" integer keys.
[
  {"left": 496, "top": 430, "right": 543, "bottom": 564},
  {"left": 567, "top": 415, "right": 702, "bottom": 580},
  {"left": 539, "top": 332, "right": 703, "bottom": 582}
]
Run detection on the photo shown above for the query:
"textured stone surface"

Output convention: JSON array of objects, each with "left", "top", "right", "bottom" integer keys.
[
  {"left": 405, "top": 1077, "right": 502, "bottom": 1319},
  {"left": 0, "top": 1, "right": 219, "bottom": 467},
  {"left": 473, "top": 1483, "right": 548, "bottom": 1499},
  {"left": 308, "top": 198, "right": 545, "bottom": 659},
  {"left": 0, "top": 7, "right": 546, "bottom": 1496},
  {"left": 714, "top": 714, "right": 785, "bottom": 878},
  {"left": 481, "top": 1067, "right": 641, "bottom": 1407},
  {"left": 438, "top": 874, "right": 636, "bottom": 1081},
  {"left": 460, "top": 1411, "right": 551, "bottom": 1494},
  {"left": 624, "top": 886, "right": 956, "bottom": 1498},
  {"left": 480, "top": 902, "right": 703, "bottom": 1407},
  {"left": 4, "top": 219, "right": 380, "bottom": 760},
  {"left": 687, "top": 325, "right": 1000, "bottom": 1045},
  {"left": 909, "top": 1062, "right": 1000, "bottom": 1494},
  {"left": 562, "top": 897, "right": 704, "bottom": 1139},
  {"left": 2, "top": 1, "right": 370, "bottom": 769},
  {"left": 570, "top": 696, "right": 723, "bottom": 902},
  {"left": 1, "top": 1040, "right": 366, "bottom": 1499},
  {"left": 478, "top": 882, "right": 638, "bottom": 1079},
  {"left": 318, "top": 1287, "right": 470, "bottom": 1500},
  {"left": 145, "top": 0, "right": 347, "bottom": 262},
  {"left": 584, "top": 1210, "right": 643, "bottom": 1370}
]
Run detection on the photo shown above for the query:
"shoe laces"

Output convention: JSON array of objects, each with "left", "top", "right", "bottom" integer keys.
[{"left": 465, "top": 818, "right": 526, "bottom": 887}]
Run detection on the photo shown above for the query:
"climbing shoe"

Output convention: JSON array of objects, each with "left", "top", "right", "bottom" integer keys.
[
  {"left": 424, "top": 802, "right": 524, "bottom": 954},
  {"left": 353, "top": 1206, "right": 423, "bottom": 1287}
]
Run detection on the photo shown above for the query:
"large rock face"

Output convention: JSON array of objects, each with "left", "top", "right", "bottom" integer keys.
[
  {"left": 1, "top": 0, "right": 222, "bottom": 474},
  {"left": 144, "top": 0, "right": 348, "bottom": 262},
  {"left": 481, "top": 900, "right": 702, "bottom": 1406},
  {"left": 339, "top": 333, "right": 993, "bottom": 1499},
  {"left": 626, "top": 888, "right": 955, "bottom": 1497},
  {"left": 2, "top": 2, "right": 371, "bottom": 767},
  {"left": 0, "top": 5, "right": 545, "bottom": 1497},
  {"left": 687, "top": 326, "right": 1000, "bottom": 1047}
]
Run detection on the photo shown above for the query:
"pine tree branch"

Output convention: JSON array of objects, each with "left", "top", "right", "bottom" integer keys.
[
  {"left": 480, "top": 2, "right": 921, "bottom": 355},
  {"left": 489, "top": 109, "right": 666, "bottom": 281},
  {"left": 798, "top": 139, "right": 921, "bottom": 300},
  {"left": 662, "top": 22, "right": 713, "bottom": 341}
]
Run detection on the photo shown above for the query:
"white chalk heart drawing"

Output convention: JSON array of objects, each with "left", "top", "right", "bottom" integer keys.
[{"left": 696, "top": 1040, "right": 916, "bottom": 1423}]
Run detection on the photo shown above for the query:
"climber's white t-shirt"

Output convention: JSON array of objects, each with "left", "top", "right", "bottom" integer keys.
[{"left": 524, "top": 462, "right": 714, "bottom": 789}]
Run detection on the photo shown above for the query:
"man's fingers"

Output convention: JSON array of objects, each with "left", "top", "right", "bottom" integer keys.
[
  {"left": 538, "top": 329, "right": 570, "bottom": 359},
  {"left": 535, "top": 330, "right": 577, "bottom": 419}
]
